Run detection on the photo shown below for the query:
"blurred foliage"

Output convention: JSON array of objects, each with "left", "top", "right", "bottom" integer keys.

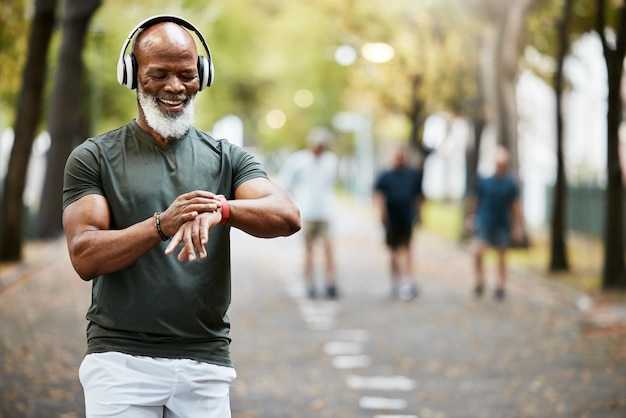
[
  {"left": 0, "top": 0, "right": 619, "bottom": 156},
  {"left": 525, "top": 0, "right": 596, "bottom": 86},
  {"left": 0, "top": 0, "right": 28, "bottom": 128},
  {"left": 85, "top": 0, "right": 353, "bottom": 151},
  {"left": 1, "top": 0, "right": 488, "bottom": 154}
]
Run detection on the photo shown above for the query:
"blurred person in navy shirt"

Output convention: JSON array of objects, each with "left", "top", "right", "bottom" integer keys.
[{"left": 373, "top": 145, "right": 424, "bottom": 301}]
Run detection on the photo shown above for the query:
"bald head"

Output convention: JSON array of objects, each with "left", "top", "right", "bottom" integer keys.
[
  {"left": 494, "top": 146, "right": 510, "bottom": 175},
  {"left": 134, "top": 22, "right": 199, "bottom": 70},
  {"left": 392, "top": 146, "right": 409, "bottom": 169}
]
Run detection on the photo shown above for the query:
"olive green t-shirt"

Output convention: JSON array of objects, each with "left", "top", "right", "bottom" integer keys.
[{"left": 62, "top": 121, "right": 267, "bottom": 367}]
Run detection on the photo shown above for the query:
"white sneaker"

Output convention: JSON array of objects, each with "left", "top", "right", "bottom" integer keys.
[{"left": 398, "top": 281, "right": 419, "bottom": 301}]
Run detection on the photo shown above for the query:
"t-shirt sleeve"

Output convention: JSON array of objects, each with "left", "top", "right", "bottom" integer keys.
[
  {"left": 228, "top": 142, "right": 268, "bottom": 193},
  {"left": 62, "top": 140, "right": 104, "bottom": 210}
]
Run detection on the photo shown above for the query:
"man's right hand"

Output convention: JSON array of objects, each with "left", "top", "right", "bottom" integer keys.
[
  {"left": 164, "top": 210, "right": 222, "bottom": 262},
  {"left": 159, "top": 191, "right": 222, "bottom": 238}
]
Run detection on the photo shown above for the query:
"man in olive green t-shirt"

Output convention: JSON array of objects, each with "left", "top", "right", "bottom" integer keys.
[{"left": 62, "top": 15, "right": 300, "bottom": 417}]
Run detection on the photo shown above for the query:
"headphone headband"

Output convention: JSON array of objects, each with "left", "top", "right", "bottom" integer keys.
[{"left": 116, "top": 14, "right": 214, "bottom": 90}]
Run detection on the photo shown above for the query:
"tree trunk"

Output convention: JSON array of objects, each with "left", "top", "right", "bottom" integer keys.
[
  {"left": 0, "top": 0, "right": 58, "bottom": 261},
  {"left": 461, "top": 43, "right": 486, "bottom": 241},
  {"left": 598, "top": 1, "right": 626, "bottom": 289},
  {"left": 549, "top": 0, "right": 573, "bottom": 272},
  {"left": 490, "top": 0, "right": 535, "bottom": 171},
  {"left": 35, "top": 0, "right": 101, "bottom": 239},
  {"left": 408, "top": 75, "right": 428, "bottom": 156}
]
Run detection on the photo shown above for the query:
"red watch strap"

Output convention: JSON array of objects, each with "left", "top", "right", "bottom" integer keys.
[{"left": 218, "top": 196, "right": 230, "bottom": 225}]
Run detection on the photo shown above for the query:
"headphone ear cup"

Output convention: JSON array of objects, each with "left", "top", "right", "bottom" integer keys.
[
  {"left": 118, "top": 54, "right": 137, "bottom": 89},
  {"left": 197, "top": 56, "right": 213, "bottom": 91},
  {"left": 126, "top": 53, "right": 138, "bottom": 89},
  {"left": 116, "top": 54, "right": 126, "bottom": 87}
]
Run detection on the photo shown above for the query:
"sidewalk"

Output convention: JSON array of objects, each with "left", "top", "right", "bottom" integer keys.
[{"left": 1, "top": 197, "right": 625, "bottom": 417}]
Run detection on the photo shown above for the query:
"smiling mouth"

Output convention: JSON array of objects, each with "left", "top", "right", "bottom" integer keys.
[{"left": 160, "top": 98, "right": 185, "bottom": 106}]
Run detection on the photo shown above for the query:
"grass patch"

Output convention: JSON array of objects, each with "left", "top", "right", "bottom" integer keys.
[
  {"left": 421, "top": 199, "right": 464, "bottom": 241},
  {"left": 420, "top": 199, "right": 614, "bottom": 297}
]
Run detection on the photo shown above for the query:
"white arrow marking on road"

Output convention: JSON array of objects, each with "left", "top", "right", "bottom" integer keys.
[
  {"left": 359, "top": 396, "right": 408, "bottom": 410},
  {"left": 346, "top": 375, "right": 416, "bottom": 391},
  {"left": 298, "top": 300, "right": 339, "bottom": 330},
  {"left": 331, "top": 355, "right": 372, "bottom": 369}
]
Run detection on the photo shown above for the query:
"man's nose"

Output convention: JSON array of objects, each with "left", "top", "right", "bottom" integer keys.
[{"left": 164, "top": 75, "right": 185, "bottom": 93}]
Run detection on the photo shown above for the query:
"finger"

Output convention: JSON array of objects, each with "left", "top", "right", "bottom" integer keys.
[
  {"left": 165, "top": 229, "right": 184, "bottom": 255},
  {"left": 182, "top": 225, "right": 197, "bottom": 262},
  {"left": 195, "top": 218, "right": 208, "bottom": 259},
  {"left": 180, "top": 211, "right": 199, "bottom": 222},
  {"left": 177, "top": 247, "right": 190, "bottom": 262},
  {"left": 199, "top": 215, "right": 209, "bottom": 246},
  {"left": 197, "top": 243, "right": 207, "bottom": 259},
  {"left": 181, "top": 190, "right": 217, "bottom": 200},
  {"left": 191, "top": 218, "right": 204, "bottom": 254},
  {"left": 188, "top": 200, "right": 220, "bottom": 213},
  {"left": 194, "top": 223, "right": 209, "bottom": 259}
]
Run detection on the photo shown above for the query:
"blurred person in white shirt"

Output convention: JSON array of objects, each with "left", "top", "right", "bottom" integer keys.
[{"left": 281, "top": 127, "right": 339, "bottom": 299}]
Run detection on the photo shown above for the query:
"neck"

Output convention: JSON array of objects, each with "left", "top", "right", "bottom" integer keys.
[
  {"left": 136, "top": 118, "right": 175, "bottom": 145},
  {"left": 154, "top": 136, "right": 175, "bottom": 146}
]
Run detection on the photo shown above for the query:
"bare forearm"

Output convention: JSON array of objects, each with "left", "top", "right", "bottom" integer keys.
[
  {"left": 67, "top": 217, "right": 161, "bottom": 280},
  {"left": 512, "top": 200, "right": 523, "bottom": 227},
  {"left": 228, "top": 195, "right": 300, "bottom": 238},
  {"left": 373, "top": 192, "right": 387, "bottom": 223}
]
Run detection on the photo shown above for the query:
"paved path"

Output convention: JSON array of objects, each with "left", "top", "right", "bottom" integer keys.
[{"left": 1, "top": 197, "right": 625, "bottom": 417}]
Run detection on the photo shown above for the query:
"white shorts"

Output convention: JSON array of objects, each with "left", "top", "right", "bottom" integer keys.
[{"left": 79, "top": 352, "right": 237, "bottom": 418}]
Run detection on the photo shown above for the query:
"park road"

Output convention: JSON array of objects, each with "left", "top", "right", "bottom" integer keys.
[{"left": 1, "top": 196, "right": 625, "bottom": 417}]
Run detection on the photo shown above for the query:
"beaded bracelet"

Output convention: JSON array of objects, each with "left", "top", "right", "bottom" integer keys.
[{"left": 153, "top": 212, "right": 169, "bottom": 241}]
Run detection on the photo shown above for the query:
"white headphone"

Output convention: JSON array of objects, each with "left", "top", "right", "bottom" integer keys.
[{"left": 116, "top": 14, "right": 214, "bottom": 91}]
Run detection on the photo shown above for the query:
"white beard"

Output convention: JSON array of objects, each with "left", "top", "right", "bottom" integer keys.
[{"left": 138, "top": 88, "right": 196, "bottom": 140}]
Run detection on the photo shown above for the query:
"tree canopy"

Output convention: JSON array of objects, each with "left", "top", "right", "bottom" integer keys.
[
  {"left": 0, "top": 0, "right": 496, "bottom": 152},
  {"left": 0, "top": 0, "right": 29, "bottom": 126}
]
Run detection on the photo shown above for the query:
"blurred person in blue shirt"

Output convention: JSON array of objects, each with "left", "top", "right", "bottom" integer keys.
[{"left": 465, "top": 146, "right": 523, "bottom": 300}]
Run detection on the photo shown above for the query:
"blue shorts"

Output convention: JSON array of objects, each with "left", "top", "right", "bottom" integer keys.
[{"left": 474, "top": 226, "right": 511, "bottom": 248}]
